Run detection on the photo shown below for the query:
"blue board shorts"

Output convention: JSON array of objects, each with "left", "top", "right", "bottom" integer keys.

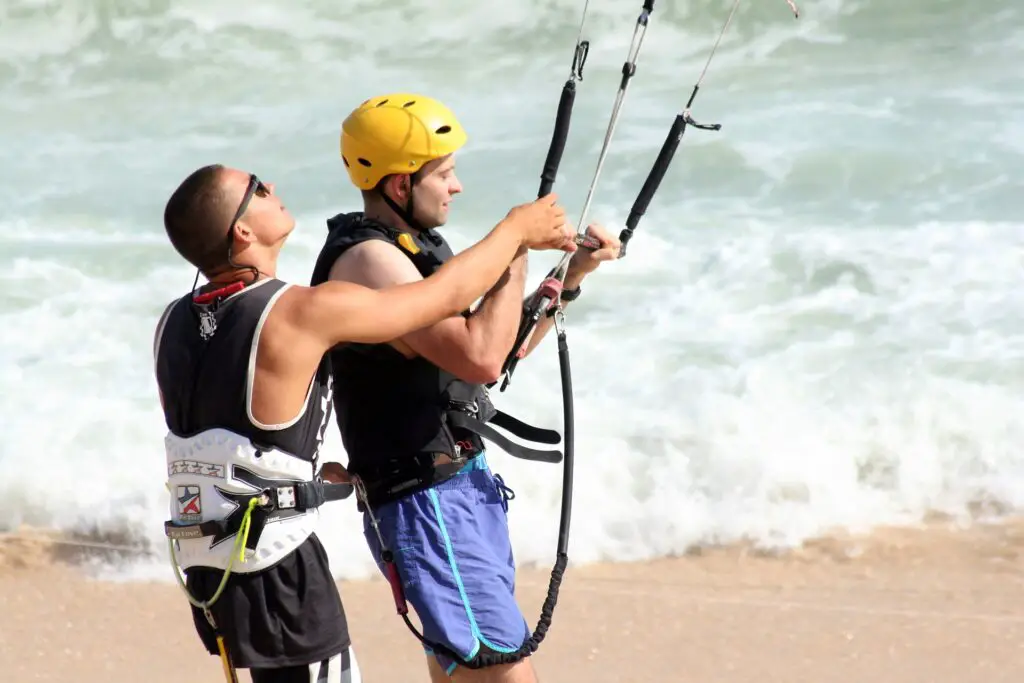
[{"left": 361, "top": 453, "right": 529, "bottom": 675}]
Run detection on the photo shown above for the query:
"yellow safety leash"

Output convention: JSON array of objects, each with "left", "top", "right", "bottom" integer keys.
[{"left": 167, "top": 496, "right": 261, "bottom": 683}]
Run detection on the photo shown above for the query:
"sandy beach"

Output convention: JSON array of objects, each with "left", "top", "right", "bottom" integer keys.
[{"left": 2, "top": 519, "right": 1022, "bottom": 683}]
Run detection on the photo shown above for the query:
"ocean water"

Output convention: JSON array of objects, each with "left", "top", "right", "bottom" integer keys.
[{"left": 1, "top": 0, "right": 1022, "bottom": 581}]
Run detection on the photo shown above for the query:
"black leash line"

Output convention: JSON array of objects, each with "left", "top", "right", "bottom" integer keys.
[
  {"left": 619, "top": 0, "right": 800, "bottom": 256},
  {"left": 501, "top": 0, "right": 656, "bottom": 391}
]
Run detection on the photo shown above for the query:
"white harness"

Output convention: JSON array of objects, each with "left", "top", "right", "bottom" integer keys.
[{"left": 164, "top": 427, "right": 326, "bottom": 573}]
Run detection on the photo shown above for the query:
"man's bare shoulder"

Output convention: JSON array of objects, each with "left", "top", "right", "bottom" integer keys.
[{"left": 328, "top": 238, "right": 422, "bottom": 288}]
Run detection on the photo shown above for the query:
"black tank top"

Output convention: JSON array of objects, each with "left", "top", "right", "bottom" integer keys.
[
  {"left": 154, "top": 277, "right": 333, "bottom": 466},
  {"left": 157, "top": 278, "right": 350, "bottom": 667}
]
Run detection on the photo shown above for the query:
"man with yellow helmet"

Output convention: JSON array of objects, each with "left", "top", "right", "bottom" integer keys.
[{"left": 309, "top": 93, "right": 620, "bottom": 682}]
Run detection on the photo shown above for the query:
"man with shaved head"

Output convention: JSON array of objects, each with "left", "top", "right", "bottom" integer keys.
[{"left": 153, "top": 163, "right": 575, "bottom": 683}]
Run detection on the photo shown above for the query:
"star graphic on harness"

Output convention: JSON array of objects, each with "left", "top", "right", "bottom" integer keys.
[
  {"left": 207, "top": 487, "right": 255, "bottom": 548},
  {"left": 207, "top": 466, "right": 303, "bottom": 548}
]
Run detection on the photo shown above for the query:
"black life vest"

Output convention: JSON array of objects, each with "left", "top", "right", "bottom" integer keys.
[{"left": 309, "top": 211, "right": 562, "bottom": 506}]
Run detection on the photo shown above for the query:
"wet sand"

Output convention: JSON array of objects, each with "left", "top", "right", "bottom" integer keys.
[{"left": 2, "top": 520, "right": 1023, "bottom": 682}]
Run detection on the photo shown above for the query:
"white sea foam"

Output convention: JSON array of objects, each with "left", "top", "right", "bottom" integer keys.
[{"left": 1, "top": 0, "right": 1021, "bottom": 581}]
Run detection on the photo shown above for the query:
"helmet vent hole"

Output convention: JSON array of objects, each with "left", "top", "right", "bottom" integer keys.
[
  {"left": 357, "top": 158, "right": 372, "bottom": 167},
  {"left": 375, "top": 99, "right": 389, "bottom": 107},
  {"left": 403, "top": 100, "right": 416, "bottom": 107},
  {"left": 435, "top": 125, "right": 451, "bottom": 134},
  {"left": 342, "top": 156, "right": 350, "bottom": 167}
]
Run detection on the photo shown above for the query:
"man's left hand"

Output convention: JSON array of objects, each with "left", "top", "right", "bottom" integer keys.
[{"left": 568, "top": 223, "right": 621, "bottom": 278}]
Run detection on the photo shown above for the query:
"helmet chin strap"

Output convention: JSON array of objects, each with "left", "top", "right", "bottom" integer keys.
[
  {"left": 377, "top": 174, "right": 444, "bottom": 246},
  {"left": 379, "top": 175, "right": 422, "bottom": 232},
  {"left": 374, "top": 172, "right": 442, "bottom": 246}
]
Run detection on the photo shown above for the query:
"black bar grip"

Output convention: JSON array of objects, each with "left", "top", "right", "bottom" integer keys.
[
  {"left": 618, "top": 113, "right": 686, "bottom": 256},
  {"left": 538, "top": 80, "right": 577, "bottom": 198},
  {"left": 643, "top": 0, "right": 655, "bottom": 12},
  {"left": 498, "top": 266, "right": 560, "bottom": 389},
  {"left": 498, "top": 303, "right": 543, "bottom": 390}
]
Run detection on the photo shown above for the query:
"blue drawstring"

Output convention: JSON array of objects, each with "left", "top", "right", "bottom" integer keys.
[{"left": 492, "top": 473, "right": 516, "bottom": 512}]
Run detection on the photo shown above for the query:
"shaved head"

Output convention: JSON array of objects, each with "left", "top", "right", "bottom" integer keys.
[{"left": 163, "top": 164, "right": 235, "bottom": 273}]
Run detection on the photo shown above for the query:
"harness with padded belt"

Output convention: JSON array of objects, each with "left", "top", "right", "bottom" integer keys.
[{"left": 164, "top": 472, "right": 354, "bottom": 553}]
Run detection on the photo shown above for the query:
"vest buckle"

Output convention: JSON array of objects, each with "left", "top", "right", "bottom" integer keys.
[{"left": 448, "top": 399, "right": 479, "bottom": 415}]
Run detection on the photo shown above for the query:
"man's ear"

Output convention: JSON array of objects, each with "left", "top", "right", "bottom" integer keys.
[
  {"left": 390, "top": 174, "right": 412, "bottom": 201},
  {"left": 232, "top": 219, "right": 257, "bottom": 244}
]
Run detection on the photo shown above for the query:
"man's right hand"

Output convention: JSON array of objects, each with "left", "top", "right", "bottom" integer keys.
[{"left": 507, "top": 193, "right": 577, "bottom": 253}]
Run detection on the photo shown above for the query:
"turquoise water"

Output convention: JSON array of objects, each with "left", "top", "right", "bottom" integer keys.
[{"left": 1, "top": 0, "right": 1022, "bottom": 579}]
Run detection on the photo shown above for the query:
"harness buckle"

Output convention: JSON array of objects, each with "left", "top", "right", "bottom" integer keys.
[
  {"left": 275, "top": 486, "right": 297, "bottom": 509},
  {"left": 449, "top": 399, "right": 479, "bottom": 415}
]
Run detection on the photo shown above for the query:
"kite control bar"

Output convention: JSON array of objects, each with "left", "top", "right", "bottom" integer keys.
[{"left": 619, "top": 0, "right": 801, "bottom": 257}]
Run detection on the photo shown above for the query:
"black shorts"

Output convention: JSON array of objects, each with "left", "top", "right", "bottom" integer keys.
[{"left": 184, "top": 533, "right": 351, "bottom": 670}]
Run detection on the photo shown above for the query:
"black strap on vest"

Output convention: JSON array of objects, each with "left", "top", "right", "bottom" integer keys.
[
  {"left": 164, "top": 475, "right": 353, "bottom": 551},
  {"left": 447, "top": 410, "right": 562, "bottom": 464},
  {"left": 355, "top": 402, "right": 564, "bottom": 510},
  {"left": 370, "top": 218, "right": 448, "bottom": 274}
]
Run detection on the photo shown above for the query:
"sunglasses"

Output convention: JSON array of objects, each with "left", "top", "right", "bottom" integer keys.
[{"left": 226, "top": 173, "right": 271, "bottom": 240}]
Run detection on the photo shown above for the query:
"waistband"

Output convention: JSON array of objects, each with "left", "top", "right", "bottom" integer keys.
[{"left": 356, "top": 451, "right": 490, "bottom": 510}]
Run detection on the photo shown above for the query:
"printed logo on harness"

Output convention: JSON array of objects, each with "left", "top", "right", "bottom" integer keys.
[
  {"left": 176, "top": 485, "right": 203, "bottom": 523},
  {"left": 168, "top": 459, "right": 225, "bottom": 478},
  {"left": 198, "top": 309, "right": 217, "bottom": 340}
]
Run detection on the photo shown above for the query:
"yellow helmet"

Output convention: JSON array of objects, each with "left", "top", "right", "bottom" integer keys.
[{"left": 340, "top": 93, "right": 468, "bottom": 191}]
